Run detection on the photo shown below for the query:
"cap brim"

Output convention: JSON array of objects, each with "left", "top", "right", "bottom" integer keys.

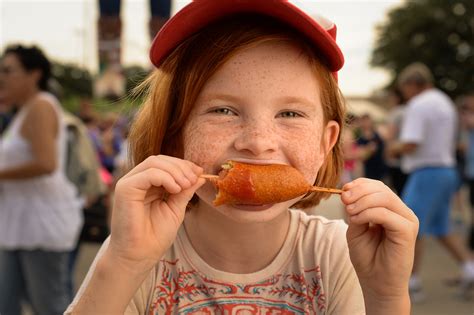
[{"left": 150, "top": 0, "right": 344, "bottom": 72}]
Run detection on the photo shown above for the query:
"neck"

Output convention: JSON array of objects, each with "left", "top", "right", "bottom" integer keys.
[
  {"left": 184, "top": 206, "right": 291, "bottom": 274},
  {"left": 17, "top": 86, "right": 41, "bottom": 107}
]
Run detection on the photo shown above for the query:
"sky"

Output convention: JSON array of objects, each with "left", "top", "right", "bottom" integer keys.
[{"left": 0, "top": 0, "right": 402, "bottom": 96}]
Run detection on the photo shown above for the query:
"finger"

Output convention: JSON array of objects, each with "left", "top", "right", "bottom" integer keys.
[
  {"left": 345, "top": 190, "right": 414, "bottom": 221},
  {"left": 125, "top": 155, "right": 198, "bottom": 182},
  {"left": 116, "top": 168, "right": 183, "bottom": 200},
  {"left": 342, "top": 178, "right": 416, "bottom": 222},
  {"left": 124, "top": 155, "right": 202, "bottom": 187},
  {"left": 167, "top": 178, "right": 206, "bottom": 211},
  {"left": 348, "top": 207, "right": 418, "bottom": 240},
  {"left": 158, "top": 155, "right": 204, "bottom": 180},
  {"left": 341, "top": 178, "right": 384, "bottom": 204}
]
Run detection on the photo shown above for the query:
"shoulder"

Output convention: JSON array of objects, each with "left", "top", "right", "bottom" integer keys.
[
  {"left": 25, "top": 92, "right": 59, "bottom": 121},
  {"left": 292, "top": 210, "right": 348, "bottom": 251},
  {"left": 296, "top": 209, "right": 347, "bottom": 230},
  {"left": 412, "top": 89, "right": 451, "bottom": 108}
]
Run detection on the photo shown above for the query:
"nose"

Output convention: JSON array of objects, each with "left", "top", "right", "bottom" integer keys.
[{"left": 233, "top": 119, "right": 279, "bottom": 156}]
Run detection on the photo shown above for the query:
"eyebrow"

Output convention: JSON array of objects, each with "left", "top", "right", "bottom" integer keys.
[
  {"left": 275, "top": 96, "right": 318, "bottom": 108},
  {"left": 198, "top": 93, "right": 242, "bottom": 103}
]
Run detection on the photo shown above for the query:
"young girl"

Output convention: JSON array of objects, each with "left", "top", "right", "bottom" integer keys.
[{"left": 68, "top": 1, "right": 418, "bottom": 314}]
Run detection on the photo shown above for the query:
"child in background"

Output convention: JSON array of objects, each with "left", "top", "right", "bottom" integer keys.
[{"left": 68, "top": 1, "right": 418, "bottom": 314}]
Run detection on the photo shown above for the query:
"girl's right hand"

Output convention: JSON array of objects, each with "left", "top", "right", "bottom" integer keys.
[{"left": 107, "top": 155, "right": 205, "bottom": 273}]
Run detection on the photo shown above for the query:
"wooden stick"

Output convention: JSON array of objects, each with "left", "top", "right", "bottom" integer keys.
[
  {"left": 200, "top": 174, "right": 219, "bottom": 179},
  {"left": 309, "top": 186, "right": 343, "bottom": 194},
  {"left": 200, "top": 174, "right": 343, "bottom": 195}
]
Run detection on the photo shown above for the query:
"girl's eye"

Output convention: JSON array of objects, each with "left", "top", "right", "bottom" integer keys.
[
  {"left": 277, "top": 111, "right": 303, "bottom": 118},
  {"left": 209, "top": 107, "right": 237, "bottom": 115}
]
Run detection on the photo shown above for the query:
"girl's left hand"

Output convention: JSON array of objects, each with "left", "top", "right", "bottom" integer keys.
[{"left": 341, "top": 178, "right": 419, "bottom": 301}]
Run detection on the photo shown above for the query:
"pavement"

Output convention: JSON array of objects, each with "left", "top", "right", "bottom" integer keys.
[{"left": 72, "top": 195, "right": 474, "bottom": 315}]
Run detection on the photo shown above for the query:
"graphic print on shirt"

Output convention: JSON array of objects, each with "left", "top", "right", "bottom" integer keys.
[{"left": 149, "top": 259, "right": 326, "bottom": 314}]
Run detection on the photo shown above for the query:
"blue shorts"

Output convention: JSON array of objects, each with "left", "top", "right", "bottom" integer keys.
[{"left": 402, "top": 167, "right": 458, "bottom": 236}]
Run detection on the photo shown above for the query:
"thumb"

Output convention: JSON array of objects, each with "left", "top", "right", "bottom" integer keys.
[
  {"left": 346, "top": 219, "right": 369, "bottom": 244},
  {"left": 167, "top": 178, "right": 206, "bottom": 210}
]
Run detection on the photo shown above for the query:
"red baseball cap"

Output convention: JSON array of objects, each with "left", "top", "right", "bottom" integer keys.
[{"left": 149, "top": 0, "right": 344, "bottom": 72}]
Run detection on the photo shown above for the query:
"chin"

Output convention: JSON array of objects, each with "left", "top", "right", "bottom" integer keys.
[{"left": 216, "top": 203, "right": 290, "bottom": 223}]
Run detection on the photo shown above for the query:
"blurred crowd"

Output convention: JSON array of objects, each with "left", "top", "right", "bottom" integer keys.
[
  {"left": 0, "top": 45, "right": 133, "bottom": 314},
  {"left": 0, "top": 44, "right": 473, "bottom": 313},
  {"left": 342, "top": 63, "right": 474, "bottom": 303}
]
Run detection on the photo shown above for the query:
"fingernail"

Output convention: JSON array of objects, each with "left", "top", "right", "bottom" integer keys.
[
  {"left": 347, "top": 204, "right": 355, "bottom": 211},
  {"left": 343, "top": 190, "right": 351, "bottom": 198}
]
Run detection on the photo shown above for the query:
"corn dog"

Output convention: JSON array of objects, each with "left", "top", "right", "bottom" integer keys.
[{"left": 211, "top": 161, "right": 312, "bottom": 206}]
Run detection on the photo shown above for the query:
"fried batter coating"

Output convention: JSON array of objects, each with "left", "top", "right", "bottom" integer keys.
[{"left": 212, "top": 161, "right": 311, "bottom": 206}]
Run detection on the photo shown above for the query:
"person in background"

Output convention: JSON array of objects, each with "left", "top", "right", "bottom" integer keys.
[
  {"left": 356, "top": 113, "right": 387, "bottom": 181},
  {"left": 390, "top": 62, "right": 474, "bottom": 301},
  {"left": 97, "top": 112, "right": 123, "bottom": 175},
  {"left": 341, "top": 114, "right": 374, "bottom": 185},
  {"left": 459, "top": 92, "right": 474, "bottom": 253},
  {"left": 0, "top": 45, "right": 83, "bottom": 314},
  {"left": 384, "top": 88, "right": 408, "bottom": 196}
]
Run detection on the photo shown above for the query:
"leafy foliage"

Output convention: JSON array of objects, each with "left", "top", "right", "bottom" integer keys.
[
  {"left": 51, "top": 62, "right": 93, "bottom": 98},
  {"left": 371, "top": 0, "right": 474, "bottom": 98},
  {"left": 49, "top": 62, "right": 148, "bottom": 112},
  {"left": 123, "top": 65, "right": 149, "bottom": 95}
]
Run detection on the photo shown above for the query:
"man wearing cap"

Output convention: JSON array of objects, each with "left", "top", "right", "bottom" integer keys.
[{"left": 390, "top": 62, "right": 474, "bottom": 301}]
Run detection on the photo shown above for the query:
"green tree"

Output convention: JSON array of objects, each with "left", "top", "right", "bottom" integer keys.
[
  {"left": 371, "top": 0, "right": 474, "bottom": 98},
  {"left": 51, "top": 62, "right": 93, "bottom": 98},
  {"left": 124, "top": 65, "right": 149, "bottom": 95}
]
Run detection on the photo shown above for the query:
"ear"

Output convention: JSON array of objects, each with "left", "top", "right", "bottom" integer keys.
[{"left": 320, "top": 120, "right": 340, "bottom": 158}]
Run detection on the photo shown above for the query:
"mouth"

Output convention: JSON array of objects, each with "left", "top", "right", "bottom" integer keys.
[
  {"left": 226, "top": 158, "right": 286, "bottom": 165},
  {"left": 230, "top": 204, "right": 274, "bottom": 211},
  {"left": 213, "top": 159, "right": 286, "bottom": 175}
]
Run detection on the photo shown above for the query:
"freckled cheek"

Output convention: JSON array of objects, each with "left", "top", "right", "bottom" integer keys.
[
  {"left": 285, "top": 129, "right": 324, "bottom": 184},
  {"left": 182, "top": 123, "right": 235, "bottom": 171}
]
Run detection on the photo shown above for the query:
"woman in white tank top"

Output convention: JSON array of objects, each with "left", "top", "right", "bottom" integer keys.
[{"left": 0, "top": 45, "right": 82, "bottom": 315}]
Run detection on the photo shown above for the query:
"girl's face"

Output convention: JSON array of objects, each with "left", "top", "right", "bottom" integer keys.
[{"left": 183, "top": 41, "right": 339, "bottom": 222}]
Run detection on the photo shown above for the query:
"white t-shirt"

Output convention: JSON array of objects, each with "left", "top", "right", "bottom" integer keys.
[
  {"left": 400, "top": 88, "right": 457, "bottom": 173},
  {"left": 67, "top": 209, "right": 365, "bottom": 314}
]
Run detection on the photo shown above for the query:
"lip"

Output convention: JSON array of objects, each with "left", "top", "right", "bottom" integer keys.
[
  {"left": 231, "top": 204, "right": 274, "bottom": 211},
  {"left": 228, "top": 158, "right": 287, "bottom": 165},
  {"left": 213, "top": 158, "right": 287, "bottom": 174}
]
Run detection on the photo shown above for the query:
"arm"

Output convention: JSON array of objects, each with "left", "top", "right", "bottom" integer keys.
[
  {"left": 387, "top": 141, "right": 418, "bottom": 158},
  {"left": 72, "top": 246, "right": 157, "bottom": 314},
  {"left": 389, "top": 104, "right": 422, "bottom": 158},
  {"left": 341, "top": 178, "right": 418, "bottom": 315},
  {"left": 0, "top": 99, "right": 58, "bottom": 180},
  {"left": 71, "top": 155, "right": 205, "bottom": 314}
]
